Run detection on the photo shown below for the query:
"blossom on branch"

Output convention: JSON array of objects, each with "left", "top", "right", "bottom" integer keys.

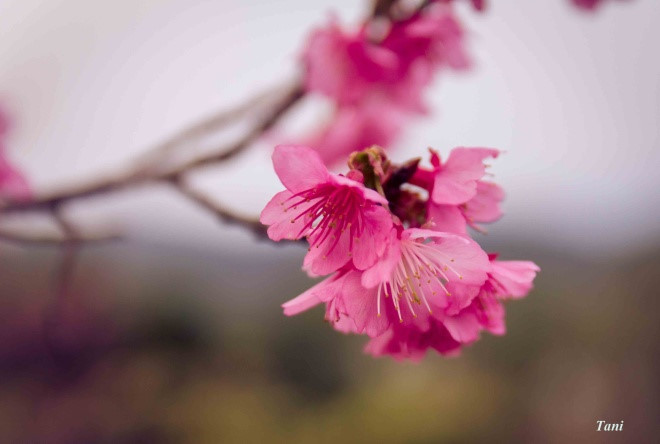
[
  {"left": 263, "top": 144, "right": 539, "bottom": 360},
  {"left": 260, "top": 145, "right": 393, "bottom": 276}
]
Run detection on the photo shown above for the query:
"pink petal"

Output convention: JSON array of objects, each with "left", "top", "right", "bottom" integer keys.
[
  {"left": 260, "top": 190, "right": 313, "bottom": 241},
  {"left": 282, "top": 269, "right": 353, "bottom": 317},
  {"left": 361, "top": 228, "right": 401, "bottom": 288},
  {"left": 443, "top": 309, "right": 481, "bottom": 343},
  {"left": 303, "top": 98, "right": 405, "bottom": 166},
  {"left": 431, "top": 147, "right": 499, "bottom": 205},
  {"left": 350, "top": 205, "right": 393, "bottom": 270},
  {"left": 272, "top": 145, "right": 330, "bottom": 193},
  {"left": 476, "top": 293, "right": 506, "bottom": 335},
  {"left": 438, "top": 281, "right": 481, "bottom": 316},
  {"left": 340, "top": 271, "right": 390, "bottom": 337},
  {"left": 0, "top": 148, "right": 31, "bottom": 201},
  {"left": 330, "top": 174, "right": 388, "bottom": 205},
  {"left": 427, "top": 203, "right": 467, "bottom": 235},
  {"left": 429, "top": 233, "right": 491, "bottom": 286},
  {"left": 282, "top": 277, "right": 334, "bottom": 316},
  {"left": 491, "top": 260, "right": 540, "bottom": 299},
  {"left": 464, "top": 181, "right": 504, "bottom": 226},
  {"left": 303, "top": 227, "right": 353, "bottom": 277}
]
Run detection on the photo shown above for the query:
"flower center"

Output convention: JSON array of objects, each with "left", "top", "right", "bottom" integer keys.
[
  {"left": 285, "top": 184, "right": 366, "bottom": 255},
  {"left": 377, "top": 240, "right": 463, "bottom": 322}
]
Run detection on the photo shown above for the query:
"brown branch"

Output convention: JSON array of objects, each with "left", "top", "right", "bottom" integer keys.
[
  {"left": 372, "top": 0, "right": 399, "bottom": 17},
  {"left": 134, "top": 83, "right": 284, "bottom": 168},
  {"left": 171, "top": 177, "right": 267, "bottom": 238},
  {"left": 0, "top": 82, "right": 304, "bottom": 215},
  {"left": 371, "top": 0, "right": 431, "bottom": 20},
  {"left": 0, "top": 1, "right": 398, "bottom": 244},
  {"left": 48, "top": 207, "right": 78, "bottom": 299},
  {"left": 0, "top": 227, "right": 120, "bottom": 247}
]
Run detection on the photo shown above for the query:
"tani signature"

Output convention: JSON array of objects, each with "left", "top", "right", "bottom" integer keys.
[{"left": 597, "top": 420, "right": 624, "bottom": 431}]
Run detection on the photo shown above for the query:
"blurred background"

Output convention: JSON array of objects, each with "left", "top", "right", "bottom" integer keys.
[{"left": 1, "top": 0, "right": 658, "bottom": 442}]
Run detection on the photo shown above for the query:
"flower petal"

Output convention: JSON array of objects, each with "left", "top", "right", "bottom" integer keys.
[
  {"left": 260, "top": 190, "right": 314, "bottom": 241},
  {"left": 431, "top": 147, "right": 499, "bottom": 205},
  {"left": 429, "top": 234, "right": 491, "bottom": 286},
  {"left": 464, "top": 181, "right": 504, "bottom": 226},
  {"left": 443, "top": 309, "right": 481, "bottom": 343},
  {"left": 303, "top": 227, "right": 353, "bottom": 277},
  {"left": 272, "top": 144, "right": 330, "bottom": 193},
  {"left": 427, "top": 203, "right": 467, "bottom": 235},
  {"left": 491, "top": 260, "right": 540, "bottom": 299},
  {"left": 361, "top": 228, "right": 401, "bottom": 288},
  {"left": 351, "top": 205, "right": 393, "bottom": 270},
  {"left": 340, "top": 271, "right": 390, "bottom": 337},
  {"left": 282, "top": 278, "right": 332, "bottom": 316}
]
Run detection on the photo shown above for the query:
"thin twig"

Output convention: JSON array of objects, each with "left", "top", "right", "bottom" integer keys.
[
  {"left": 0, "top": 2, "right": 399, "bottom": 245},
  {"left": 0, "top": 228, "right": 120, "bottom": 246},
  {"left": 50, "top": 207, "right": 79, "bottom": 301},
  {"left": 134, "top": 82, "right": 284, "bottom": 168},
  {"left": 171, "top": 177, "right": 267, "bottom": 238},
  {"left": 0, "top": 82, "right": 304, "bottom": 215}
]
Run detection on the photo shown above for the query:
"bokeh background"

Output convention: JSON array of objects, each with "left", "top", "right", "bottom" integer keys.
[{"left": 1, "top": 0, "right": 658, "bottom": 442}]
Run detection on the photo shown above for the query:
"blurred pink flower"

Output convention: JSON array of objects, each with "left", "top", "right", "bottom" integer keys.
[
  {"left": 382, "top": 5, "right": 471, "bottom": 78},
  {"left": 302, "top": 6, "right": 470, "bottom": 112},
  {"left": 0, "top": 153, "right": 30, "bottom": 200},
  {"left": 365, "top": 319, "right": 461, "bottom": 361},
  {"left": 260, "top": 145, "right": 393, "bottom": 276},
  {"left": 0, "top": 106, "right": 30, "bottom": 201},
  {"left": 303, "top": 97, "right": 406, "bottom": 164}
]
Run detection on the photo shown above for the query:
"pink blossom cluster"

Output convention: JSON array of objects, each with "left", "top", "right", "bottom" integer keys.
[
  {"left": 300, "top": 3, "right": 472, "bottom": 164},
  {"left": 261, "top": 144, "right": 539, "bottom": 360},
  {"left": 0, "top": 106, "right": 30, "bottom": 201}
]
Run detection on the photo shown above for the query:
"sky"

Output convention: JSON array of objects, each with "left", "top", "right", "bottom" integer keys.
[{"left": 0, "top": 0, "right": 658, "bottom": 258}]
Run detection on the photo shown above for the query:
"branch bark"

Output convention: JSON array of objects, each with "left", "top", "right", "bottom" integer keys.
[
  {"left": 0, "top": 82, "right": 303, "bottom": 215},
  {"left": 0, "top": 228, "right": 120, "bottom": 247},
  {"left": 171, "top": 178, "right": 267, "bottom": 238}
]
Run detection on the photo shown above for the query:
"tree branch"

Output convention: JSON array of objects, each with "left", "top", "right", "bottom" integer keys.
[
  {"left": 171, "top": 177, "right": 267, "bottom": 238},
  {"left": 133, "top": 82, "right": 284, "bottom": 168},
  {"left": 0, "top": 227, "right": 120, "bottom": 247},
  {"left": 0, "top": 82, "right": 304, "bottom": 214}
]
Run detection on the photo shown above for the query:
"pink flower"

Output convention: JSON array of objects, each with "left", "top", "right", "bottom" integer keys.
[
  {"left": 0, "top": 152, "right": 30, "bottom": 201},
  {"left": 413, "top": 147, "right": 503, "bottom": 235},
  {"left": 364, "top": 319, "right": 461, "bottom": 361},
  {"left": 270, "top": 144, "right": 540, "bottom": 361},
  {"left": 303, "top": 97, "right": 406, "bottom": 165},
  {"left": 302, "top": 7, "right": 470, "bottom": 112},
  {"left": 282, "top": 227, "right": 490, "bottom": 338},
  {"left": 260, "top": 145, "right": 393, "bottom": 276},
  {"left": 442, "top": 256, "right": 540, "bottom": 339},
  {"left": 365, "top": 255, "right": 539, "bottom": 360},
  {"left": 0, "top": 107, "right": 30, "bottom": 201},
  {"left": 302, "top": 18, "right": 401, "bottom": 107},
  {"left": 382, "top": 5, "right": 471, "bottom": 76}
]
